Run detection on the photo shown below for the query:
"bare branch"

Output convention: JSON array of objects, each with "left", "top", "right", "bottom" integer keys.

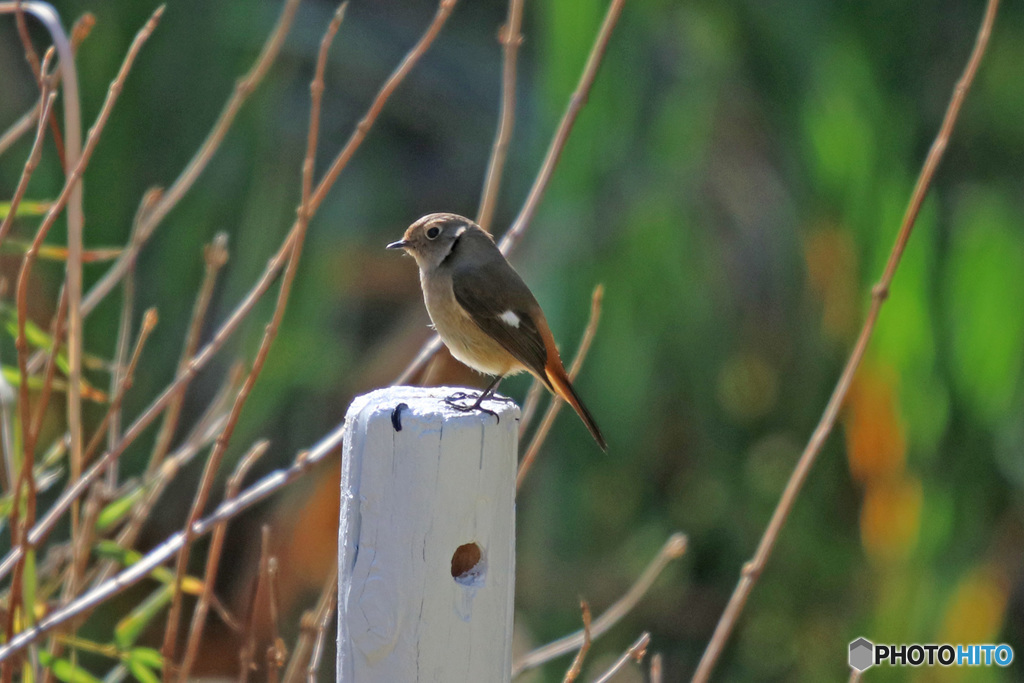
[
  {"left": 0, "top": 87, "right": 55, "bottom": 248},
  {"left": 692, "top": 1, "right": 1001, "bottom": 679},
  {"left": 307, "top": 0, "right": 458, "bottom": 214},
  {"left": 148, "top": 232, "right": 229, "bottom": 475},
  {"left": 590, "top": 633, "right": 649, "bottom": 683},
  {"left": 512, "top": 532, "right": 686, "bottom": 677},
  {"left": 178, "top": 441, "right": 270, "bottom": 682},
  {"left": 497, "top": 0, "right": 624, "bottom": 256},
  {"left": 281, "top": 561, "right": 338, "bottom": 683},
  {"left": 649, "top": 652, "right": 663, "bottom": 683},
  {"left": 562, "top": 601, "right": 592, "bottom": 683},
  {"left": 476, "top": 0, "right": 525, "bottom": 232}
]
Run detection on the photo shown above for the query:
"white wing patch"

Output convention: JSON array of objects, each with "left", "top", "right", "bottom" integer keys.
[{"left": 499, "top": 310, "right": 521, "bottom": 328}]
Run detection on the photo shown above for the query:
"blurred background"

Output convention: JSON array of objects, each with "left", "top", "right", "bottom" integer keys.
[{"left": 1, "top": 0, "right": 1023, "bottom": 679}]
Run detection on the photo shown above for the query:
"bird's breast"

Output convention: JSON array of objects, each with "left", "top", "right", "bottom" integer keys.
[{"left": 421, "top": 271, "right": 522, "bottom": 377}]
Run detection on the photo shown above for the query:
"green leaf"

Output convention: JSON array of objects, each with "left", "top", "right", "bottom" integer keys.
[
  {"left": 945, "top": 190, "right": 1024, "bottom": 425},
  {"left": 127, "top": 658, "right": 161, "bottom": 683},
  {"left": 93, "top": 541, "right": 173, "bottom": 584},
  {"left": 0, "top": 200, "right": 51, "bottom": 218},
  {"left": 1, "top": 365, "right": 108, "bottom": 403},
  {"left": 38, "top": 652, "right": 103, "bottom": 683},
  {"left": 96, "top": 488, "right": 145, "bottom": 532},
  {"left": 127, "top": 648, "right": 163, "bottom": 670},
  {"left": 115, "top": 585, "right": 173, "bottom": 649}
]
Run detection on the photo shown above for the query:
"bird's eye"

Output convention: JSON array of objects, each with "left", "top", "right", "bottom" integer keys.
[{"left": 426, "top": 226, "right": 441, "bottom": 239}]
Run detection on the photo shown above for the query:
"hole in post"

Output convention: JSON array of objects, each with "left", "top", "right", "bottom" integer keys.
[{"left": 451, "top": 542, "right": 486, "bottom": 587}]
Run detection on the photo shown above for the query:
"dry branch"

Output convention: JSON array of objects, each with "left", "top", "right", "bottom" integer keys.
[
  {"left": 562, "top": 601, "right": 592, "bottom": 683},
  {"left": 178, "top": 441, "right": 270, "bottom": 682},
  {"left": 590, "top": 633, "right": 649, "bottom": 683},
  {"left": 512, "top": 532, "right": 686, "bottom": 677},
  {"left": 691, "top": 1, "right": 1001, "bottom": 679},
  {"left": 148, "top": 232, "right": 229, "bottom": 475},
  {"left": 476, "top": 0, "right": 525, "bottom": 232}
]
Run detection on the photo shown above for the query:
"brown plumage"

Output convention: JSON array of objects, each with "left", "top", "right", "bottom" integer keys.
[{"left": 388, "top": 213, "right": 607, "bottom": 451}]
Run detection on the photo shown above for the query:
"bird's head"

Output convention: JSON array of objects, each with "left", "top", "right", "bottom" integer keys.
[{"left": 387, "top": 213, "right": 476, "bottom": 271}]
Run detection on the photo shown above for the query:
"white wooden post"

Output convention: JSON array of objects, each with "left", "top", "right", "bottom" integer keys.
[{"left": 338, "top": 386, "right": 518, "bottom": 682}]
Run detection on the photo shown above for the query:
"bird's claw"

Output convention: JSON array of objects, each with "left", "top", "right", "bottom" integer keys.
[{"left": 444, "top": 391, "right": 507, "bottom": 423}]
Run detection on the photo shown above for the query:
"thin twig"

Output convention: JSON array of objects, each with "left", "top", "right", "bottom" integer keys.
[
  {"left": 67, "top": 308, "right": 157, "bottom": 590},
  {"left": 14, "top": 0, "right": 42, "bottom": 79},
  {"left": 0, "top": 87, "right": 55, "bottom": 248},
  {"left": 395, "top": 0, "right": 624, "bottom": 384},
  {"left": 649, "top": 652, "right": 663, "bottom": 683},
  {"left": 512, "top": 532, "right": 686, "bottom": 677},
  {"left": 476, "top": 0, "right": 524, "bottom": 232},
  {"left": 0, "top": 422, "right": 346, "bottom": 661},
  {"left": 307, "top": 0, "right": 458, "bottom": 214},
  {"left": 589, "top": 633, "right": 649, "bottom": 683},
  {"left": 517, "top": 284, "right": 603, "bottom": 489},
  {"left": 691, "top": 1, "right": 1000, "bottom": 679},
  {"left": 281, "top": 560, "right": 338, "bottom": 683},
  {"left": 0, "top": 0, "right": 85, "bottom": 269},
  {"left": 105, "top": 224, "right": 141, "bottom": 489},
  {"left": 497, "top": 0, "right": 623, "bottom": 255},
  {"left": 304, "top": 567, "right": 338, "bottom": 683},
  {"left": 70, "top": 12, "right": 95, "bottom": 52},
  {"left": 563, "top": 601, "right": 592, "bottom": 683},
  {"left": 178, "top": 441, "right": 270, "bottom": 682},
  {"left": 81, "top": 0, "right": 302, "bottom": 318},
  {"left": 266, "top": 552, "right": 284, "bottom": 683},
  {"left": 148, "top": 232, "right": 229, "bottom": 475},
  {"left": 0, "top": 103, "right": 40, "bottom": 159},
  {"left": 43, "top": 309, "right": 157, "bottom": 682},
  {"left": 30, "top": 285, "right": 68, "bottom": 447},
  {"left": 13, "top": 0, "right": 65, "bottom": 167},
  {"left": 518, "top": 378, "right": 545, "bottom": 437},
  {"left": 0, "top": 10, "right": 90, "bottom": 160},
  {"left": 82, "top": 309, "right": 159, "bottom": 469},
  {"left": 89, "top": 367, "right": 240, "bottom": 591},
  {"left": 240, "top": 526, "right": 274, "bottom": 683}
]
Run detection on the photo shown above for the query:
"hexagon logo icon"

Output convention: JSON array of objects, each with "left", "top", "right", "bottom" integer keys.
[{"left": 849, "top": 637, "right": 874, "bottom": 671}]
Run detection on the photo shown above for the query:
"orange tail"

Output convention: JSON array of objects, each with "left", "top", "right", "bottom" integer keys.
[{"left": 544, "top": 366, "right": 608, "bottom": 451}]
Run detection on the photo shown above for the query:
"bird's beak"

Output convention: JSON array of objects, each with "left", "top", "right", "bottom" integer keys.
[{"left": 386, "top": 239, "right": 409, "bottom": 250}]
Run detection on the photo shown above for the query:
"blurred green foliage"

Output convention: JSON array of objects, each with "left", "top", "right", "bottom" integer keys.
[{"left": 1, "top": 0, "right": 1023, "bottom": 680}]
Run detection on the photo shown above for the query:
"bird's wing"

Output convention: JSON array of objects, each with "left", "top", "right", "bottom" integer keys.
[{"left": 451, "top": 261, "right": 552, "bottom": 383}]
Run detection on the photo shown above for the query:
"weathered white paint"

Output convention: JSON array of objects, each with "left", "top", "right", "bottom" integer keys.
[{"left": 338, "top": 386, "right": 518, "bottom": 682}]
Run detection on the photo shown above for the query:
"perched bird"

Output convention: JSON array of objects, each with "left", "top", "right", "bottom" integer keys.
[{"left": 388, "top": 213, "right": 607, "bottom": 451}]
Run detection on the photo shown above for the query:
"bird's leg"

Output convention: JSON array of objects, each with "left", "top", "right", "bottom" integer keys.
[{"left": 445, "top": 376, "right": 512, "bottom": 421}]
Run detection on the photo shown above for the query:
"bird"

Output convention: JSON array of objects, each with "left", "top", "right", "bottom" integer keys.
[{"left": 387, "top": 213, "right": 607, "bottom": 451}]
